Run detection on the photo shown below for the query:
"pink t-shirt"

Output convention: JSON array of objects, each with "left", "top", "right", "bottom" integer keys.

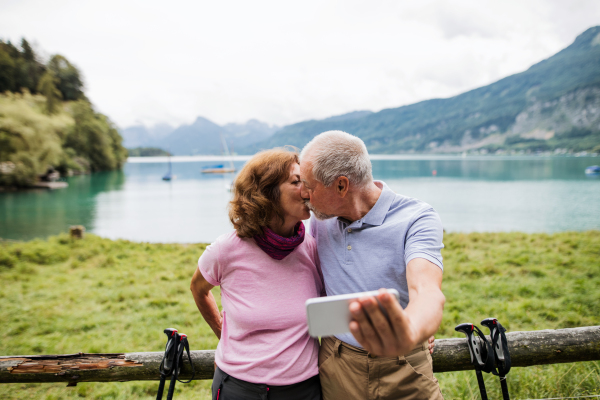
[{"left": 198, "top": 230, "right": 324, "bottom": 385}]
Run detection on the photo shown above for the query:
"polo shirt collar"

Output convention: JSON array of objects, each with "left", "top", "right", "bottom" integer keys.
[
  {"left": 362, "top": 181, "right": 395, "bottom": 226},
  {"left": 337, "top": 181, "right": 394, "bottom": 227}
]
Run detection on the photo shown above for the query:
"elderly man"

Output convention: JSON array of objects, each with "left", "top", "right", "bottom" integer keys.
[{"left": 300, "top": 130, "right": 445, "bottom": 400}]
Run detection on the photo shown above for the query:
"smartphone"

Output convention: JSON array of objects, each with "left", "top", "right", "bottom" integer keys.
[{"left": 305, "top": 289, "right": 400, "bottom": 338}]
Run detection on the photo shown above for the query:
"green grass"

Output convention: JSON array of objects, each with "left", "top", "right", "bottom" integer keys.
[
  {"left": 438, "top": 231, "right": 600, "bottom": 399},
  {"left": 0, "top": 231, "right": 599, "bottom": 399}
]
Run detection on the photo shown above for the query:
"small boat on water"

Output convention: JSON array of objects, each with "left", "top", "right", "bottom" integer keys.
[
  {"left": 202, "top": 164, "right": 235, "bottom": 174},
  {"left": 162, "top": 156, "right": 173, "bottom": 181},
  {"left": 201, "top": 132, "right": 236, "bottom": 174},
  {"left": 585, "top": 165, "right": 600, "bottom": 176}
]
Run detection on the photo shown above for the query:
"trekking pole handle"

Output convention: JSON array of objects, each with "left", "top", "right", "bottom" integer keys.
[
  {"left": 164, "top": 328, "right": 178, "bottom": 336},
  {"left": 481, "top": 318, "right": 506, "bottom": 361},
  {"left": 455, "top": 323, "right": 485, "bottom": 366},
  {"left": 157, "top": 328, "right": 178, "bottom": 400},
  {"left": 162, "top": 330, "right": 179, "bottom": 372}
]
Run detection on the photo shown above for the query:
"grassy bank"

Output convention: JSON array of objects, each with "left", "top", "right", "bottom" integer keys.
[{"left": 0, "top": 231, "right": 599, "bottom": 399}]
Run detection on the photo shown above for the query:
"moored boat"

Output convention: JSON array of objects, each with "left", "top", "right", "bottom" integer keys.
[
  {"left": 162, "top": 155, "right": 173, "bottom": 180},
  {"left": 202, "top": 164, "right": 235, "bottom": 174},
  {"left": 201, "top": 133, "right": 236, "bottom": 174},
  {"left": 585, "top": 165, "right": 600, "bottom": 175}
]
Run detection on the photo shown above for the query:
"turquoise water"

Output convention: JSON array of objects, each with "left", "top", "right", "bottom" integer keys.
[{"left": 1, "top": 156, "right": 599, "bottom": 243}]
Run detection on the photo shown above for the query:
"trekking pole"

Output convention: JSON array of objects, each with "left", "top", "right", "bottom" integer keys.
[
  {"left": 157, "top": 328, "right": 179, "bottom": 400},
  {"left": 482, "top": 318, "right": 511, "bottom": 400},
  {"left": 176, "top": 334, "right": 195, "bottom": 384},
  {"left": 165, "top": 333, "right": 195, "bottom": 400},
  {"left": 165, "top": 333, "right": 183, "bottom": 400},
  {"left": 455, "top": 323, "right": 495, "bottom": 400}
]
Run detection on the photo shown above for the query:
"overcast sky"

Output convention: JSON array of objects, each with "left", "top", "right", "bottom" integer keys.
[{"left": 1, "top": 0, "right": 599, "bottom": 130}]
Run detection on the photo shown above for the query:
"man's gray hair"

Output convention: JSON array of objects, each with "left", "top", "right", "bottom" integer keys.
[{"left": 300, "top": 130, "right": 372, "bottom": 187}]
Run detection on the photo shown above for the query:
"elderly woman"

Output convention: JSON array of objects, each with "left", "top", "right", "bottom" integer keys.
[{"left": 190, "top": 148, "right": 323, "bottom": 400}]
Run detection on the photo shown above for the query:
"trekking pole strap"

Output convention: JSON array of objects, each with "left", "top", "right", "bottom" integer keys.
[
  {"left": 491, "top": 322, "right": 511, "bottom": 376},
  {"left": 177, "top": 338, "right": 196, "bottom": 384},
  {"left": 472, "top": 325, "right": 496, "bottom": 374},
  {"left": 455, "top": 323, "right": 492, "bottom": 400}
]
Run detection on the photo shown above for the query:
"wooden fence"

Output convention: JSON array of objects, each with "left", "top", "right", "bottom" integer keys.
[{"left": 1, "top": 326, "right": 599, "bottom": 385}]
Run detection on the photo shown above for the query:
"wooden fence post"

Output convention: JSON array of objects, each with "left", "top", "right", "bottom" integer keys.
[{"left": 1, "top": 326, "right": 599, "bottom": 384}]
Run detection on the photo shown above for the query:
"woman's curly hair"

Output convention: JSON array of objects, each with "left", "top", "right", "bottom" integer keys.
[{"left": 229, "top": 148, "right": 299, "bottom": 238}]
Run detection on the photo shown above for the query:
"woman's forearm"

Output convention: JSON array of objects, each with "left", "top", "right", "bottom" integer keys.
[
  {"left": 193, "top": 289, "right": 222, "bottom": 339},
  {"left": 190, "top": 268, "right": 222, "bottom": 339}
]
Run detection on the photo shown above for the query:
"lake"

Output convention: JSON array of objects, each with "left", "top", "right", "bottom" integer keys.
[{"left": 1, "top": 155, "right": 599, "bottom": 243}]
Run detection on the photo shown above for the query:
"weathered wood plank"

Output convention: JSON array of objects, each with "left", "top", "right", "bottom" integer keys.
[
  {"left": 1, "top": 326, "right": 598, "bottom": 384},
  {"left": 0, "top": 351, "right": 215, "bottom": 383},
  {"left": 432, "top": 325, "right": 600, "bottom": 372}
]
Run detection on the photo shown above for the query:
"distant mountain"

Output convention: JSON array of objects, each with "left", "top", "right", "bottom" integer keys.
[
  {"left": 223, "top": 119, "right": 280, "bottom": 151},
  {"left": 121, "top": 123, "right": 174, "bottom": 148},
  {"left": 163, "top": 117, "right": 225, "bottom": 155},
  {"left": 121, "top": 118, "right": 278, "bottom": 155},
  {"left": 244, "top": 26, "right": 600, "bottom": 154},
  {"left": 321, "top": 110, "right": 374, "bottom": 122}
]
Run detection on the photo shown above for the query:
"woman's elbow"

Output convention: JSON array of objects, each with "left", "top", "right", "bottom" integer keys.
[{"left": 190, "top": 269, "right": 202, "bottom": 294}]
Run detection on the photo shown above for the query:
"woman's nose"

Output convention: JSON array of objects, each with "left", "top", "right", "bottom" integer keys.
[{"left": 300, "top": 183, "right": 309, "bottom": 199}]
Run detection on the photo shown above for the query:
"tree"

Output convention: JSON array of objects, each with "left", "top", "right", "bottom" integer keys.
[
  {"left": 20, "top": 39, "right": 34, "bottom": 62},
  {"left": 0, "top": 38, "right": 46, "bottom": 94},
  {"left": 0, "top": 47, "right": 16, "bottom": 92},
  {"left": 0, "top": 92, "right": 67, "bottom": 186},
  {"left": 19, "top": 38, "right": 45, "bottom": 93},
  {"left": 0, "top": 41, "right": 127, "bottom": 187},
  {"left": 47, "top": 55, "right": 84, "bottom": 101},
  {"left": 37, "top": 71, "right": 62, "bottom": 114},
  {"left": 63, "top": 100, "right": 127, "bottom": 171}
]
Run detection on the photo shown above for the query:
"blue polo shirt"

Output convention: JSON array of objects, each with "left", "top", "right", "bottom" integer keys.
[{"left": 309, "top": 181, "right": 444, "bottom": 348}]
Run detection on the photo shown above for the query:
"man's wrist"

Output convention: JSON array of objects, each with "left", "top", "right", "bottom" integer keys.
[{"left": 403, "top": 308, "right": 431, "bottom": 347}]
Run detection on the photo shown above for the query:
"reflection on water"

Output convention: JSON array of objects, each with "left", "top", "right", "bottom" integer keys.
[
  {"left": 0, "top": 172, "right": 125, "bottom": 241},
  {"left": 372, "top": 157, "right": 598, "bottom": 180},
  {"left": 385, "top": 178, "right": 599, "bottom": 233},
  {"left": 1, "top": 157, "right": 599, "bottom": 242}
]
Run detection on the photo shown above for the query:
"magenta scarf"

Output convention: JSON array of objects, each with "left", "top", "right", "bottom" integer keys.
[{"left": 254, "top": 222, "right": 305, "bottom": 260}]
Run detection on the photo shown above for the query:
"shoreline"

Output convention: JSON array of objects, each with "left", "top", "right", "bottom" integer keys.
[
  {"left": 126, "top": 153, "right": 600, "bottom": 163},
  {"left": 0, "top": 181, "right": 68, "bottom": 192},
  {"left": 2, "top": 230, "right": 599, "bottom": 245}
]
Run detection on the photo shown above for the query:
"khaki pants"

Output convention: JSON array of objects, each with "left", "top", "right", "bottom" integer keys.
[{"left": 319, "top": 336, "right": 444, "bottom": 400}]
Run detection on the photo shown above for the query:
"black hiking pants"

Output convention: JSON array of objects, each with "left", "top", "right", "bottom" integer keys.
[{"left": 212, "top": 366, "right": 321, "bottom": 400}]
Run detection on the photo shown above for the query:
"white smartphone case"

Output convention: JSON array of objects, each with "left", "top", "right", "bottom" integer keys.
[{"left": 305, "top": 289, "right": 400, "bottom": 338}]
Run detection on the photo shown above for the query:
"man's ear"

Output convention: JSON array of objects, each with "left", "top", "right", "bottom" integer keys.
[{"left": 336, "top": 176, "right": 349, "bottom": 198}]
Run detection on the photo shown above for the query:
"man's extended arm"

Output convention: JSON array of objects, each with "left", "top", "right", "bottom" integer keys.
[
  {"left": 349, "top": 258, "right": 445, "bottom": 357},
  {"left": 190, "top": 267, "right": 223, "bottom": 339}
]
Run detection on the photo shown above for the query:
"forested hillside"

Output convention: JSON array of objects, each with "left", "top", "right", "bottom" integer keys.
[
  {"left": 247, "top": 26, "right": 600, "bottom": 154},
  {"left": 0, "top": 39, "right": 127, "bottom": 187}
]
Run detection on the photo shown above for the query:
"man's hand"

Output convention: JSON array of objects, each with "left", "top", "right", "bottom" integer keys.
[
  {"left": 348, "top": 258, "right": 445, "bottom": 357},
  {"left": 349, "top": 288, "right": 420, "bottom": 357}
]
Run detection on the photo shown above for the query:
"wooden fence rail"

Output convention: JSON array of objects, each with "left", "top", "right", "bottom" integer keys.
[{"left": 1, "top": 326, "right": 598, "bottom": 385}]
